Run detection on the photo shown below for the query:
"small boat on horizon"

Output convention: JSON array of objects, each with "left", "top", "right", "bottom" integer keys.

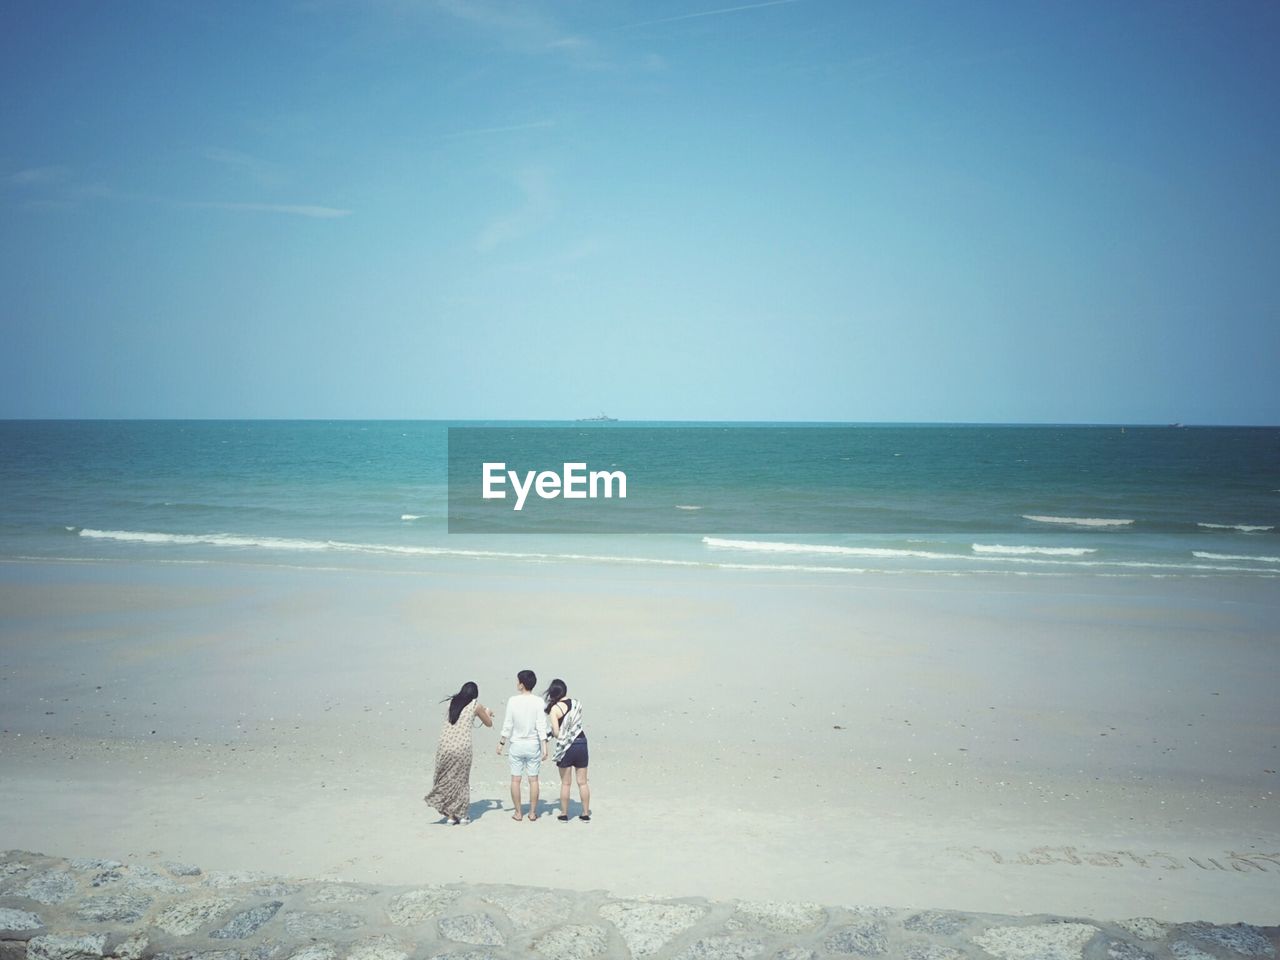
[{"left": 576, "top": 412, "right": 618, "bottom": 422}]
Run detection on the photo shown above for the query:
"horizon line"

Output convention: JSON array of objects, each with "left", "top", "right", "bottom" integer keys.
[{"left": 1, "top": 417, "right": 1276, "bottom": 428}]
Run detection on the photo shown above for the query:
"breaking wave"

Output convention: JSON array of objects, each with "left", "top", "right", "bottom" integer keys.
[
  {"left": 64, "top": 528, "right": 1280, "bottom": 579},
  {"left": 972, "top": 544, "right": 1097, "bottom": 556},
  {"left": 73, "top": 527, "right": 873, "bottom": 575},
  {"left": 1192, "top": 551, "right": 1280, "bottom": 563},
  {"left": 1023, "top": 515, "right": 1134, "bottom": 527},
  {"left": 79, "top": 529, "right": 329, "bottom": 551},
  {"left": 701, "top": 537, "right": 954, "bottom": 560},
  {"left": 1197, "top": 523, "right": 1273, "bottom": 533}
]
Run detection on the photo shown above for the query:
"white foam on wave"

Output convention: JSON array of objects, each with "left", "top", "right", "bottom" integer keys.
[
  {"left": 674, "top": 505, "right": 702, "bottom": 511},
  {"left": 698, "top": 537, "right": 1279, "bottom": 574},
  {"left": 80, "top": 529, "right": 329, "bottom": 551},
  {"left": 1197, "top": 522, "right": 1273, "bottom": 533},
  {"left": 1193, "top": 551, "right": 1280, "bottom": 563},
  {"left": 400, "top": 514, "right": 425, "bottom": 521},
  {"left": 972, "top": 544, "right": 1097, "bottom": 556},
  {"left": 981, "top": 556, "right": 1275, "bottom": 573},
  {"left": 70, "top": 528, "right": 1279, "bottom": 578},
  {"left": 1023, "top": 515, "right": 1134, "bottom": 527},
  {"left": 76, "top": 527, "right": 878, "bottom": 575},
  {"left": 702, "top": 537, "right": 955, "bottom": 560}
]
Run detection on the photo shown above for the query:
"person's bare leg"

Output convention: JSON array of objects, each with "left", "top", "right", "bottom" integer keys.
[
  {"left": 528, "top": 776, "right": 540, "bottom": 820},
  {"left": 509, "top": 776, "right": 523, "bottom": 820},
  {"left": 576, "top": 768, "right": 591, "bottom": 818},
  {"left": 558, "top": 767, "right": 571, "bottom": 818}
]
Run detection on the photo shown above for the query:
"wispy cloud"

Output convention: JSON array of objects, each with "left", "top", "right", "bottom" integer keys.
[
  {"left": 7, "top": 165, "right": 71, "bottom": 186},
  {"left": 20, "top": 199, "right": 76, "bottom": 212},
  {"left": 178, "top": 200, "right": 352, "bottom": 219},
  {"left": 430, "top": 0, "right": 617, "bottom": 68},
  {"left": 203, "top": 148, "right": 286, "bottom": 186},
  {"left": 441, "top": 119, "right": 557, "bottom": 140},
  {"left": 475, "top": 168, "right": 553, "bottom": 252},
  {"left": 83, "top": 184, "right": 351, "bottom": 219},
  {"left": 815, "top": 41, "right": 1030, "bottom": 91},
  {"left": 432, "top": 0, "right": 566, "bottom": 53},
  {"left": 618, "top": 0, "right": 800, "bottom": 30},
  {"left": 547, "top": 35, "right": 588, "bottom": 51},
  {"left": 6, "top": 164, "right": 347, "bottom": 219}
]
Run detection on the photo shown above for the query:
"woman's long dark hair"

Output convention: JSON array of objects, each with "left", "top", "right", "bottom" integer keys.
[
  {"left": 543, "top": 678, "right": 567, "bottom": 714},
  {"left": 443, "top": 681, "right": 479, "bottom": 725}
]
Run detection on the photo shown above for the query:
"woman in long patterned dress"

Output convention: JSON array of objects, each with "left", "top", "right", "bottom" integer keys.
[{"left": 424, "top": 681, "right": 493, "bottom": 824}]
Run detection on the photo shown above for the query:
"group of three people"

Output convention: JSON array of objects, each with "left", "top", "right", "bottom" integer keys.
[{"left": 424, "top": 669, "right": 591, "bottom": 825}]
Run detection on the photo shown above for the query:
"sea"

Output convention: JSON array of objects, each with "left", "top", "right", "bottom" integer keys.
[{"left": 1, "top": 421, "right": 1277, "bottom": 580}]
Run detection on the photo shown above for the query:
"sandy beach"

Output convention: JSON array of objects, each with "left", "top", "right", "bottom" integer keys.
[{"left": 1, "top": 557, "right": 1277, "bottom": 924}]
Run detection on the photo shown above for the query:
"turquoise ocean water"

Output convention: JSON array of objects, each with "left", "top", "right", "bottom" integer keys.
[{"left": 1, "top": 421, "right": 1277, "bottom": 579}]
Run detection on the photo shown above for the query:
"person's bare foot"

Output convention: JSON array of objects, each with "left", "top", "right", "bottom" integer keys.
[
  {"left": 511, "top": 813, "right": 523, "bottom": 821},
  {"left": 528, "top": 814, "right": 539, "bottom": 822}
]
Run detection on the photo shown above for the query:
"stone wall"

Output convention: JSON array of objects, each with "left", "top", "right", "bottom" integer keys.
[{"left": 1, "top": 851, "right": 1276, "bottom": 960}]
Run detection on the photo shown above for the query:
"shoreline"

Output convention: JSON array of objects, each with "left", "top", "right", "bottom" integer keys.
[{"left": 1, "top": 558, "right": 1277, "bottom": 923}]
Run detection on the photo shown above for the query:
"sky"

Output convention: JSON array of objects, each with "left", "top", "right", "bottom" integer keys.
[{"left": 2, "top": 0, "right": 1278, "bottom": 423}]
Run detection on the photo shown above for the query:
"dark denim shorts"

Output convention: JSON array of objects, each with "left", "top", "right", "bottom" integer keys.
[{"left": 557, "top": 733, "right": 589, "bottom": 769}]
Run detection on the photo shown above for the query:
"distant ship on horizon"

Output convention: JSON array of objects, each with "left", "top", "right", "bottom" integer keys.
[{"left": 576, "top": 412, "right": 618, "bottom": 422}]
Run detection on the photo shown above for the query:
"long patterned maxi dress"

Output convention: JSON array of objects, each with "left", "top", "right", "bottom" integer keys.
[{"left": 425, "top": 700, "right": 477, "bottom": 820}]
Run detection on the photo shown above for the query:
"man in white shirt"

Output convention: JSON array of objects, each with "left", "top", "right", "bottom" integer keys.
[{"left": 496, "top": 669, "right": 549, "bottom": 821}]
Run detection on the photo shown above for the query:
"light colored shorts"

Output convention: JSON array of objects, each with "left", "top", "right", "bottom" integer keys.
[{"left": 508, "top": 739, "right": 542, "bottom": 776}]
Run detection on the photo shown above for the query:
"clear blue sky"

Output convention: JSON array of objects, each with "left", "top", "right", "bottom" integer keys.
[{"left": 3, "top": 1, "right": 1277, "bottom": 423}]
